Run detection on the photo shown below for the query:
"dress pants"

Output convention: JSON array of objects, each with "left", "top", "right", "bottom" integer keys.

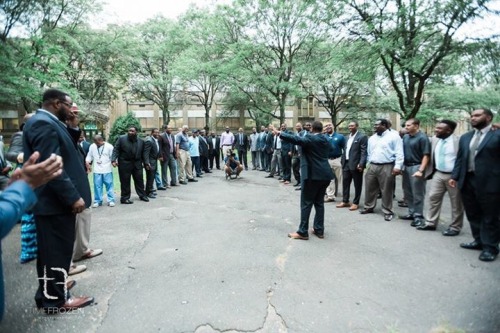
[
  {"left": 269, "top": 149, "right": 282, "bottom": 176},
  {"left": 191, "top": 156, "right": 201, "bottom": 176},
  {"left": 118, "top": 165, "right": 146, "bottom": 201},
  {"left": 259, "top": 150, "right": 267, "bottom": 170},
  {"left": 178, "top": 149, "right": 193, "bottom": 182},
  {"left": 326, "top": 158, "right": 342, "bottom": 198},
  {"left": 35, "top": 213, "right": 75, "bottom": 309},
  {"left": 297, "top": 180, "right": 330, "bottom": 236},
  {"left": 145, "top": 163, "right": 158, "bottom": 195},
  {"left": 201, "top": 155, "right": 209, "bottom": 172},
  {"left": 363, "top": 164, "right": 395, "bottom": 215},
  {"left": 72, "top": 208, "right": 91, "bottom": 261},
  {"left": 237, "top": 149, "right": 248, "bottom": 169},
  {"left": 461, "top": 173, "right": 500, "bottom": 254},
  {"left": 161, "top": 154, "right": 178, "bottom": 185},
  {"left": 426, "top": 171, "right": 464, "bottom": 231},
  {"left": 209, "top": 149, "right": 220, "bottom": 169},
  {"left": 251, "top": 151, "right": 259, "bottom": 169},
  {"left": 402, "top": 165, "right": 426, "bottom": 217},
  {"left": 342, "top": 165, "right": 363, "bottom": 205},
  {"left": 281, "top": 150, "right": 292, "bottom": 181},
  {"left": 292, "top": 155, "right": 301, "bottom": 183}
]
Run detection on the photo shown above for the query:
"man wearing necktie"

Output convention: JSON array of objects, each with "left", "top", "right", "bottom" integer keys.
[
  {"left": 417, "top": 120, "right": 463, "bottom": 236},
  {"left": 450, "top": 109, "right": 500, "bottom": 262},
  {"left": 235, "top": 128, "right": 249, "bottom": 171}
]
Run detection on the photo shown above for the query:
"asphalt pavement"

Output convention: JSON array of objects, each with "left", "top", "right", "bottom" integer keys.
[{"left": 1, "top": 167, "right": 499, "bottom": 333}]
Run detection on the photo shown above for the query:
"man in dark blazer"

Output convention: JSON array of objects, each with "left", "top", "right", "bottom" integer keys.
[
  {"left": 338, "top": 121, "right": 367, "bottom": 211},
  {"left": 199, "top": 130, "right": 211, "bottom": 173},
  {"left": 450, "top": 108, "right": 500, "bottom": 262},
  {"left": 159, "top": 125, "right": 177, "bottom": 187},
  {"left": 234, "top": 128, "right": 249, "bottom": 170},
  {"left": 23, "top": 89, "right": 93, "bottom": 311},
  {"left": 273, "top": 121, "right": 334, "bottom": 240},
  {"left": 208, "top": 131, "right": 221, "bottom": 170},
  {"left": 265, "top": 127, "right": 274, "bottom": 172},
  {"left": 112, "top": 126, "right": 149, "bottom": 203},
  {"left": 144, "top": 128, "right": 160, "bottom": 198}
]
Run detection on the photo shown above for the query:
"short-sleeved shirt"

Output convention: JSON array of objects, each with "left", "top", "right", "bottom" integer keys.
[
  {"left": 224, "top": 155, "right": 239, "bottom": 169},
  {"left": 176, "top": 132, "right": 189, "bottom": 151},
  {"left": 403, "top": 131, "right": 431, "bottom": 165}
]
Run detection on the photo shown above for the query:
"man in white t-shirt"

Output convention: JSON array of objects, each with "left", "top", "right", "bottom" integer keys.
[{"left": 86, "top": 135, "right": 115, "bottom": 207}]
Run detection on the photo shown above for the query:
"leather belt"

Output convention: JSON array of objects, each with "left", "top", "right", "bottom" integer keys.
[
  {"left": 404, "top": 162, "right": 420, "bottom": 166},
  {"left": 370, "top": 162, "right": 394, "bottom": 165},
  {"left": 436, "top": 170, "right": 452, "bottom": 174}
]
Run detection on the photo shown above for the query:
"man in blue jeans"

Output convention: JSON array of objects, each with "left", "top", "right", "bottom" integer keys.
[{"left": 86, "top": 135, "right": 115, "bottom": 207}]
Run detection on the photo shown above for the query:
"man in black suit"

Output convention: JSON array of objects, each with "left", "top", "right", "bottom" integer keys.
[
  {"left": 144, "top": 128, "right": 160, "bottom": 198},
  {"left": 337, "top": 121, "right": 367, "bottom": 211},
  {"left": 450, "top": 108, "right": 500, "bottom": 262},
  {"left": 273, "top": 121, "right": 334, "bottom": 239},
  {"left": 78, "top": 132, "right": 90, "bottom": 157},
  {"left": 199, "top": 129, "right": 211, "bottom": 173},
  {"left": 208, "top": 131, "right": 221, "bottom": 170},
  {"left": 159, "top": 125, "right": 177, "bottom": 187},
  {"left": 23, "top": 88, "right": 93, "bottom": 311},
  {"left": 111, "top": 126, "right": 149, "bottom": 203},
  {"left": 234, "top": 128, "right": 249, "bottom": 170},
  {"left": 280, "top": 123, "right": 293, "bottom": 184}
]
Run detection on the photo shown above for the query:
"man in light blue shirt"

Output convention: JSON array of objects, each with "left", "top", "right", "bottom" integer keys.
[
  {"left": 189, "top": 129, "right": 202, "bottom": 177},
  {"left": 361, "top": 119, "right": 404, "bottom": 221}
]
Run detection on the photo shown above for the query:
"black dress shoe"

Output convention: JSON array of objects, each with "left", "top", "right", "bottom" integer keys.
[
  {"left": 188, "top": 178, "right": 198, "bottom": 182},
  {"left": 157, "top": 187, "right": 167, "bottom": 190},
  {"left": 416, "top": 223, "right": 436, "bottom": 231},
  {"left": 147, "top": 194, "right": 156, "bottom": 199},
  {"left": 293, "top": 182, "right": 300, "bottom": 187},
  {"left": 179, "top": 181, "right": 187, "bottom": 185},
  {"left": 479, "top": 251, "right": 497, "bottom": 262},
  {"left": 398, "top": 202, "right": 409, "bottom": 207},
  {"left": 170, "top": 183, "right": 178, "bottom": 186},
  {"left": 442, "top": 229, "right": 460, "bottom": 236},
  {"left": 384, "top": 214, "right": 394, "bottom": 221},
  {"left": 139, "top": 196, "right": 150, "bottom": 202},
  {"left": 460, "top": 241, "right": 483, "bottom": 250},
  {"left": 360, "top": 208, "right": 374, "bottom": 214},
  {"left": 265, "top": 175, "right": 274, "bottom": 178},
  {"left": 121, "top": 200, "right": 133, "bottom": 204},
  {"left": 295, "top": 187, "right": 301, "bottom": 191},
  {"left": 399, "top": 214, "right": 414, "bottom": 221}
]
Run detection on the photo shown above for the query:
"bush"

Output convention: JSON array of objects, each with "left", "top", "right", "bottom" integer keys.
[{"left": 108, "top": 112, "right": 142, "bottom": 145}]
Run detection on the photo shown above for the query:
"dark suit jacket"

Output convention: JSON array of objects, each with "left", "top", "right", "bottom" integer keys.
[
  {"left": 452, "top": 129, "right": 500, "bottom": 193},
  {"left": 265, "top": 133, "right": 274, "bottom": 154},
  {"left": 208, "top": 136, "right": 220, "bottom": 153},
  {"left": 112, "top": 134, "right": 147, "bottom": 170},
  {"left": 341, "top": 132, "right": 368, "bottom": 170},
  {"left": 144, "top": 136, "right": 160, "bottom": 169},
  {"left": 158, "top": 132, "right": 176, "bottom": 160},
  {"left": 280, "top": 132, "right": 334, "bottom": 181},
  {"left": 234, "top": 133, "right": 249, "bottom": 151},
  {"left": 280, "top": 130, "right": 293, "bottom": 152},
  {"left": 23, "top": 110, "right": 91, "bottom": 215},
  {"left": 80, "top": 140, "right": 90, "bottom": 156},
  {"left": 199, "top": 136, "right": 209, "bottom": 157},
  {"left": 6, "top": 131, "right": 22, "bottom": 163}
]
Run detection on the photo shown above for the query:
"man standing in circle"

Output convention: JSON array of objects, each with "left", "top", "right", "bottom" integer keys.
[{"left": 86, "top": 135, "right": 115, "bottom": 207}]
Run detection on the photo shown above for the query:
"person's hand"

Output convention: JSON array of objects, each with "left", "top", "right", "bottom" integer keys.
[
  {"left": 357, "top": 165, "right": 364, "bottom": 172},
  {"left": 288, "top": 151, "right": 292, "bottom": 156},
  {"left": 392, "top": 168, "right": 401, "bottom": 175},
  {"left": 145, "top": 164, "right": 151, "bottom": 171},
  {"left": 412, "top": 170, "right": 424, "bottom": 177},
  {"left": 112, "top": 161, "right": 118, "bottom": 167},
  {"left": 448, "top": 179, "right": 457, "bottom": 188},
  {"left": 159, "top": 157, "right": 164, "bottom": 162},
  {"left": 71, "top": 198, "right": 85, "bottom": 214},
  {"left": 1, "top": 165, "right": 11, "bottom": 175},
  {"left": 10, "top": 152, "right": 63, "bottom": 188},
  {"left": 17, "top": 152, "right": 24, "bottom": 164}
]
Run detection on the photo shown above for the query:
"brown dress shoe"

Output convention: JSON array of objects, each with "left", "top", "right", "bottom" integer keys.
[
  {"left": 324, "top": 198, "right": 336, "bottom": 203},
  {"left": 66, "top": 280, "right": 76, "bottom": 291},
  {"left": 349, "top": 204, "right": 359, "bottom": 211},
  {"left": 288, "top": 232, "right": 309, "bottom": 240},
  {"left": 62, "top": 296, "right": 94, "bottom": 310},
  {"left": 336, "top": 202, "right": 351, "bottom": 208}
]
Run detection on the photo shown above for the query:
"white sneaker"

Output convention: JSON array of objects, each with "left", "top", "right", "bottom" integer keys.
[
  {"left": 92, "top": 203, "right": 100, "bottom": 208},
  {"left": 108, "top": 202, "right": 115, "bottom": 207}
]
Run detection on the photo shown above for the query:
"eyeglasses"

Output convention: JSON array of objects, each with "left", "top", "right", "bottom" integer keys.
[{"left": 59, "top": 100, "right": 72, "bottom": 108}]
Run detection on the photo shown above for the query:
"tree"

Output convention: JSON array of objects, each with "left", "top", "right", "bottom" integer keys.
[
  {"left": 108, "top": 111, "right": 142, "bottom": 145},
  {"left": 128, "top": 17, "right": 187, "bottom": 126},
  {"left": 344, "top": 0, "right": 494, "bottom": 120},
  {"left": 223, "top": 0, "right": 333, "bottom": 124}
]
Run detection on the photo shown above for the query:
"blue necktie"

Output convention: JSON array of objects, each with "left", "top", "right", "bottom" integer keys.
[{"left": 437, "top": 139, "right": 446, "bottom": 171}]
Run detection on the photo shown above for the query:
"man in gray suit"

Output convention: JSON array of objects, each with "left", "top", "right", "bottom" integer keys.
[{"left": 417, "top": 120, "right": 464, "bottom": 236}]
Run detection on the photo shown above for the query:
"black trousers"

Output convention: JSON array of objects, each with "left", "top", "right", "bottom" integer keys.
[
  {"left": 259, "top": 150, "right": 267, "bottom": 170},
  {"left": 35, "top": 213, "right": 75, "bottom": 309},
  {"left": 298, "top": 180, "right": 330, "bottom": 236},
  {"left": 201, "top": 155, "right": 209, "bottom": 171},
  {"left": 292, "top": 155, "right": 301, "bottom": 182},
  {"left": 237, "top": 149, "right": 248, "bottom": 168},
  {"left": 461, "top": 173, "right": 500, "bottom": 254},
  {"left": 145, "top": 164, "right": 157, "bottom": 195},
  {"left": 281, "top": 150, "right": 292, "bottom": 181},
  {"left": 209, "top": 150, "right": 220, "bottom": 169},
  {"left": 118, "top": 165, "right": 146, "bottom": 201},
  {"left": 342, "top": 166, "right": 363, "bottom": 205}
]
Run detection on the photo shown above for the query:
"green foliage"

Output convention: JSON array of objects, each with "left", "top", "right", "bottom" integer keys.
[{"left": 108, "top": 112, "right": 142, "bottom": 146}]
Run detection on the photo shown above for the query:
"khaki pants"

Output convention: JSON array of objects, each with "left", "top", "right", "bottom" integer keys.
[
  {"left": 326, "top": 158, "right": 342, "bottom": 198},
  {"left": 73, "top": 208, "right": 91, "bottom": 261},
  {"left": 363, "top": 163, "right": 395, "bottom": 215},
  {"left": 426, "top": 171, "right": 464, "bottom": 231},
  {"left": 178, "top": 149, "right": 193, "bottom": 182}
]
